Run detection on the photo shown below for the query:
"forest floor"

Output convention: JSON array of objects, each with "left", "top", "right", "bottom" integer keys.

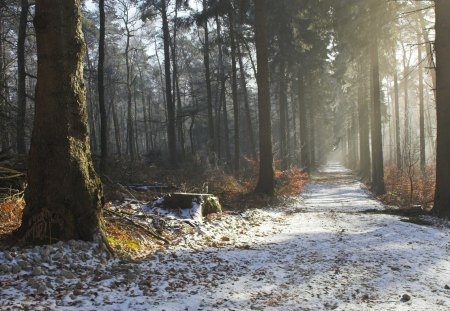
[{"left": 2, "top": 162, "right": 450, "bottom": 310}]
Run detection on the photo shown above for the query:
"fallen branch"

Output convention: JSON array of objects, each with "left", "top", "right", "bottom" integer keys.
[{"left": 103, "top": 207, "right": 170, "bottom": 245}]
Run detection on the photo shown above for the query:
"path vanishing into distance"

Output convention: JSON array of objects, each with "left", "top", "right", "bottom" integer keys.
[{"left": 2, "top": 162, "right": 450, "bottom": 310}]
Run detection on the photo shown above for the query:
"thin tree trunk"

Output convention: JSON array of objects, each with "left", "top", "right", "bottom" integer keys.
[
  {"left": 17, "top": 0, "right": 103, "bottom": 242},
  {"left": 170, "top": 4, "right": 185, "bottom": 159},
  {"left": 229, "top": 10, "right": 240, "bottom": 175},
  {"left": 358, "top": 69, "right": 370, "bottom": 180},
  {"left": 125, "top": 25, "right": 134, "bottom": 160},
  {"left": 290, "top": 82, "right": 299, "bottom": 165},
  {"left": 133, "top": 79, "right": 140, "bottom": 158},
  {"left": 216, "top": 14, "right": 229, "bottom": 162},
  {"left": 416, "top": 6, "right": 436, "bottom": 99},
  {"left": 98, "top": 0, "right": 107, "bottom": 171},
  {"left": 161, "top": 0, "right": 176, "bottom": 166},
  {"left": 85, "top": 43, "right": 98, "bottom": 155},
  {"left": 298, "top": 73, "right": 310, "bottom": 171},
  {"left": 16, "top": 0, "right": 29, "bottom": 154},
  {"left": 0, "top": 12, "right": 5, "bottom": 151},
  {"left": 111, "top": 100, "right": 121, "bottom": 157},
  {"left": 278, "top": 60, "right": 288, "bottom": 170},
  {"left": 139, "top": 70, "right": 150, "bottom": 153},
  {"left": 203, "top": 0, "right": 214, "bottom": 155},
  {"left": 417, "top": 33, "right": 426, "bottom": 173},
  {"left": 393, "top": 52, "right": 401, "bottom": 169},
  {"left": 237, "top": 41, "right": 257, "bottom": 160},
  {"left": 402, "top": 45, "right": 410, "bottom": 150},
  {"left": 309, "top": 105, "right": 316, "bottom": 168}
]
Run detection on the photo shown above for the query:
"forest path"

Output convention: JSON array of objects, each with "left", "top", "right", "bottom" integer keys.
[
  {"left": 134, "top": 162, "right": 450, "bottom": 310},
  {"left": 2, "top": 162, "right": 450, "bottom": 310},
  {"left": 153, "top": 162, "right": 450, "bottom": 311}
]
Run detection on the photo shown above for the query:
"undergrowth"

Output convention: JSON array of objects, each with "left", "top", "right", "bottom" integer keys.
[
  {"left": 0, "top": 198, "right": 25, "bottom": 236},
  {"left": 381, "top": 163, "right": 435, "bottom": 210}
]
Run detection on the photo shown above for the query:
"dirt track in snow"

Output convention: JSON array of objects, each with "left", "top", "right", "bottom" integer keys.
[{"left": 2, "top": 162, "right": 450, "bottom": 310}]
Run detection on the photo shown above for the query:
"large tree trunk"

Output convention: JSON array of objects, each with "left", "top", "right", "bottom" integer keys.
[
  {"left": 98, "top": 0, "right": 107, "bottom": 171},
  {"left": 369, "top": 27, "right": 385, "bottom": 195},
  {"left": 433, "top": 0, "right": 450, "bottom": 217},
  {"left": 17, "top": 0, "right": 103, "bottom": 242},
  {"left": 254, "top": 0, "right": 274, "bottom": 195},
  {"left": 161, "top": 0, "right": 177, "bottom": 166},
  {"left": 16, "top": 0, "right": 29, "bottom": 154}
]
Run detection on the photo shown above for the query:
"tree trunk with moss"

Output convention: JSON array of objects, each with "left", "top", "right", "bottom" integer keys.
[{"left": 16, "top": 0, "right": 103, "bottom": 242}]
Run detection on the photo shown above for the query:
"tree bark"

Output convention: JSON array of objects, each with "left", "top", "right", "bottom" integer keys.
[
  {"left": 16, "top": 0, "right": 29, "bottom": 154},
  {"left": 416, "top": 6, "right": 436, "bottom": 99},
  {"left": 216, "top": 15, "right": 230, "bottom": 164},
  {"left": 417, "top": 33, "right": 426, "bottom": 173},
  {"left": 161, "top": 0, "right": 177, "bottom": 166},
  {"left": 298, "top": 73, "right": 310, "bottom": 171},
  {"left": 278, "top": 60, "right": 288, "bottom": 170},
  {"left": 229, "top": 10, "right": 240, "bottom": 175},
  {"left": 358, "top": 66, "right": 371, "bottom": 180},
  {"left": 17, "top": 0, "right": 103, "bottom": 242},
  {"left": 254, "top": 0, "right": 274, "bottom": 195},
  {"left": 393, "top": 51, "right": 401, "bottom": 169},
  {"left": 203, "top": 0, "right": 215, "bottom": 155},
  {"left": 369, "top": 28, "right": 385, "bottom": 195},
  {"left": 98, "top": 0, "right": 107, "bottom": 172},
  {"left": 433, "top": 0, "right": 450, "bottom": 217},
  {"left": 237, "top": 41, "right": 257, "bottom": 160},
  {"left": 0, "top": 11, "right": 5, "bottom": 151}
]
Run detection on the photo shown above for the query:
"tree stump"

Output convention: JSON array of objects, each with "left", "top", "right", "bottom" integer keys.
[{"left": 164, "top": 193, "right": 221, "bottom": 216}]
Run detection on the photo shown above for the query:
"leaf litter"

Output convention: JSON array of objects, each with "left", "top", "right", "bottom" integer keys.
[{"left": 1, "top": 162, "right": 450, "bottom": 310}]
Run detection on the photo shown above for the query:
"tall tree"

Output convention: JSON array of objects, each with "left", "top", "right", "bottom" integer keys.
[
  {"left": 417, "top": 33, "right": 425, "bottom": 173},
  {"left": 229, "top": 6, "right": 240, "bottom": 175},
  {"left": 298, "top": 73, "right": 310, "bottom": 171},
  {"left": 369, "top": 1, "right": 385, "bottom": 195},
  {"left": 433, "top": 0, "right": 450, "bottom": 217},
  {"left": 254, "top": 0, "right": 274, "bottom": 195},
  {"left": 358, "top": 64, "right": 370, "bottom": 180},
  {"left": 16, "top": 0, "right": 29, "bottom": 154},
  {"left": 202, "top": 0, "right": 214, "bottom": 156},
  {"left": 17, "top": 0, "right": 103, "bottom": 242},
  {"left": 237, "top": 41, "right": 257, "bottom": 160},
  {"left": 98, "top": 0, "right": 107, "bottom": 171},
  {"left": 393, "top": 51, "right": 401, "bottom": 169},
  {"left": 161, "top": 0, "right": 177, "bottom": 165}
]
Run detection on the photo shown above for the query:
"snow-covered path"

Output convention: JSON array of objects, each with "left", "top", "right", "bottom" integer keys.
[{"left": 2, "top": 162, "right": 450, "bottom": 310}]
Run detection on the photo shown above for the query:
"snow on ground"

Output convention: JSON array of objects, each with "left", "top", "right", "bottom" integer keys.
[{"left": 2, "top": 162, "right": 450, "bottom": 310}]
